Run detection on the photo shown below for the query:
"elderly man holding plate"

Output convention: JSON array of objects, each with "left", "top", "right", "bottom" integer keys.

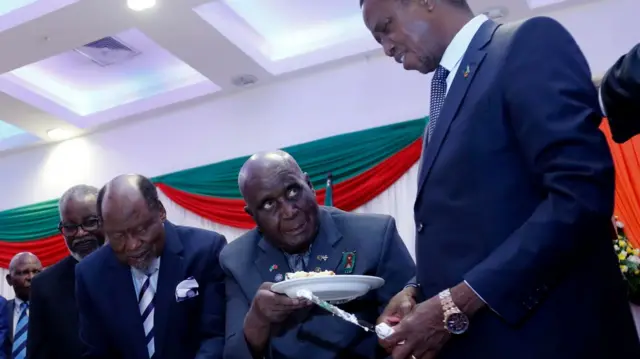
[{"left": 221, "top": 150, "right": 415, "bottom": 359}]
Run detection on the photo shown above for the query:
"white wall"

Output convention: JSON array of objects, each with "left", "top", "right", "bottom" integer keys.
[{"left": 0, "top": 0, "right": 638, "bottom": 209}]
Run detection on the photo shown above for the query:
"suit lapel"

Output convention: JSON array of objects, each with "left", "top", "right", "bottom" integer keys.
[
  {"left": 306, "top": 208, "right": 344, "bottom": 273},
  {"left": 106, "top": 251, "right": 147, "bottom": 359},
  {"left": 255, "top": 231, "right": 291, "bottom": 284},
  {"left": 416, "top": 20, "right": 498, "bottom": 197},
  {"left": 154, "top": 221, "right": 185, "bottom": 359}
]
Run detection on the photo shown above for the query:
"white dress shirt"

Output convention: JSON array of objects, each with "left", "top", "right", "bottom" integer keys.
[
  {"left": 434, "top": 13, "right": 490, "bottom": 304},
  {"left": 131, "top": 257, "right": 161, "bottom": 297}
]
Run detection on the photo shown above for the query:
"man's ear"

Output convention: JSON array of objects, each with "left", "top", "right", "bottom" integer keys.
[
  {"left": 5, "top": 274, "right": 12, "bottom": 287},
  {"left": 158, "top": 202, "right": 167, "bottom": 222},
  {"left": 244, "top": 206, "right": 253, "bottom": 218},
  {"left": 304, "top": 173, "right": 315, "bottom": 193}
]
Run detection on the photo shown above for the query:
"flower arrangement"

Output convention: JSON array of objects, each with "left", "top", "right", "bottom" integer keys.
[{"left": 613, "top": 218, "right": 640, "bottom": 304}]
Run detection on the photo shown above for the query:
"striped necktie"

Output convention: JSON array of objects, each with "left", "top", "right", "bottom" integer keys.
[
  {"left": 138, "top": 273, "right": 156, "bottom": 358},
  {"left": 12, "top": 302, "right": 28, "bottom": 359}
]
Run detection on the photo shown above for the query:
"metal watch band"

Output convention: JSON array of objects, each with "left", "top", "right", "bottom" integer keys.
[{"left": 439, "top": 288, "right": 462, "bottom": 318}]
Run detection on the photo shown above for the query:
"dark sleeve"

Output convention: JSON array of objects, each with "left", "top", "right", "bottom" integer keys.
[
  {"left": 375, "top": 217, "right": 416, "bottom": 313},
  {"left": 221, "top": 262, "right": 262, "bottom": 359},
  {"left": 195, "top": 234, "right": 227, "bottom": 359},
  {"left": 464, "top": 17, "right": 614, "bottom": 325},
  {"left": 76, "top": 266, "right": 110, "bottom": 359},
  {"left": 26, "top": 276, "right": 49, "bottom": 359},
  {"left": 601, "top": 43, "right": 640, "bottom": 143},
  {"left": 0, "top": 297, "right": 8, "bottom": 359}
]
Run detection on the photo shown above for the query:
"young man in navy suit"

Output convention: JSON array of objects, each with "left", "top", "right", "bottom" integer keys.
[
  {"left": 75, "top": 174, "right": 227, "bottom": 359},
  {"left": 222, "top": 150, "right": 415, "bottom": 359},
  {"left": 361, "top": 0, "right": 640, "bottom": 358}
]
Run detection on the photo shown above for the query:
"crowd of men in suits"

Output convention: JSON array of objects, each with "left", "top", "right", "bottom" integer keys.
[{"left": 0, "top": 0, "right": 639, "bottom": 358}]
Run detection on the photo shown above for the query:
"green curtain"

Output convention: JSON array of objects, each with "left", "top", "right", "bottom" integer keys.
[
  {"left": 152, "top": 118, "right": 426, "bottom": 197},
  {"left": 0, "top": 117, "right": 426, "bottom": 241}
]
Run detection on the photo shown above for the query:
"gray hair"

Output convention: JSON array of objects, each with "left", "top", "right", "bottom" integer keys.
[{"left": 58, "top": 185, "right": 99, "bottom": 218}]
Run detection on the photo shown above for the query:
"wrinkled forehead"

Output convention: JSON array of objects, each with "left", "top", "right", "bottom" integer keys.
[
  {"left": 244, "top": 167, "right": 304, "bottom": 203},
  {"left": 61, "top": 197, "right": 98, "bottom": 221},
  {"left": 102, "top": 190, "right": 149, "bottom": 223},
  {"left": 12, "top": 256, "right": 39, "bottom": 272}
]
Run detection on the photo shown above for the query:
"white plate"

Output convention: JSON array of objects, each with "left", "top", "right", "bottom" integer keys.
[{"left": 271, "top": 275, "right": 385, "bottom": 302}]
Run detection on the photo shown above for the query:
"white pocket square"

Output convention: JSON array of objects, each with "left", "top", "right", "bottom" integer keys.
[{"left": 175, "top": 277, "right": 199, "bottom": 302}]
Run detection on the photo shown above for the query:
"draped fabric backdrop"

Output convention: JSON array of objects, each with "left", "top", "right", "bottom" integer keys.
[{"left": 0, "top": 117, "right": 637, "bottom": 334}]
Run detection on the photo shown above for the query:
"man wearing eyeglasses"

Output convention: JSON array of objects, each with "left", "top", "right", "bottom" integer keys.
[{"left": 26, "top": 185, "right": 105, "bottom": 359}]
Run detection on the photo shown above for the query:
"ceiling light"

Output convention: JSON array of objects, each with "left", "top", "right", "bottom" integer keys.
[
  {"left": 127, "top": 0, "right": 156, "bottom": 11},
  {"left": 47, "top": 128, "right": 71, "bottom": 141}
]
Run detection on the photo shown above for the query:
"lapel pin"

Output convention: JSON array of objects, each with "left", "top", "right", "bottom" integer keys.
[
  {"left": 316, "top": 255, "right": 328, "bottom": 261},
  {"left": 340, "top": 251, "right": 357, "bottom": 274},
  {"left": 463, "top": 64, "right": 471, "bottom": 78},
  {"left": 274, "top": 273, "right": 283, "bottom": 282},
  {"left": 269, "top": 264, "right": 278, "bottom": 272}
]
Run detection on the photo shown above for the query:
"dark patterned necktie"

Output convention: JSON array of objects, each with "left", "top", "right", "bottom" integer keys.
[{"left": 426, "top": 66, "right": 450, "bottom": 143}]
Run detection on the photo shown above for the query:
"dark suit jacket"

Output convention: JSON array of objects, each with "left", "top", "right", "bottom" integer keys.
[
  {"left": 222, "top": 206, "right": 415, "bottom": 359},
  {"left": 0, "top": 296, "right": 8, "bottom": 359},
  {"left": 75, "top": 221, "right": 227, "bottom": 359},
  {"left": 3, "top": 299, "right": 14, "bottom": 359},
  {"left": 601, "top": 43, "right": 640, "bottom": 143},
  {"left": 27, "top": 256, "right": 82, "bottom": 359},
  {"left": 411, "top": 17, "right": 640, "bottom": 358}
]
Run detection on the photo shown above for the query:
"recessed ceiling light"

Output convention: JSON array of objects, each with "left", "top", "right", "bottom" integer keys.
[
  {"left": 127, "top": 0, "right": 156, "bottom": 11},
  {"left": 526, "top": 0, "right": 565, "bottom": 9},
  {"left": 47, "top": 128, "right": 71, "bottom": 141}
]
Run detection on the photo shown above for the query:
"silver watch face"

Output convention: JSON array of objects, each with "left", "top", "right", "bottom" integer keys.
[{"left": 445, "top": 312, "right": 469, "bottom": 334}]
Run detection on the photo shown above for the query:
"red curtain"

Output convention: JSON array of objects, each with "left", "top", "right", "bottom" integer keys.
[{"left": 601, "top": 121, "right": 640, "bottom": 247}]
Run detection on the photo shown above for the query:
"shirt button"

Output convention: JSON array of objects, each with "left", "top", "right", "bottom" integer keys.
[{"left": 417, "top": 223, "right": 424, "bottom": 233}]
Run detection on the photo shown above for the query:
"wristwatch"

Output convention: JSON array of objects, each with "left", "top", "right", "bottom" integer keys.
[{"left": 438, "top": 288, "right": 469, "bottom": 334}]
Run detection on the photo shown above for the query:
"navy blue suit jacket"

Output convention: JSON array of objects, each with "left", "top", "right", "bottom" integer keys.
[
  {"left": 221, "top": 207, "right": 415, "bottom": 359},
  {"left": 412, "top": 17, "right": 640, "bottom": 358},
  {"left": 75, "top": 221, "right": 227, "bottom": 359},
  {"left": 0, "top": 296, "right": 8, "bottom": 359}
]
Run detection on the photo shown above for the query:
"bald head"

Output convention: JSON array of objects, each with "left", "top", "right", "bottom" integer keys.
[
  {"left": 9, "top": 252, "right": 40, "bottom": 273},
  {"left": 238, "top": 150, "right": 303, "bottom": 198},
  {"left": 97, "top": 174, "right": 166, "bottom": 270},
  {"left": 97, "top": 174, "right": 160, "bottom": 218},
  {"left": 6, "top": 252, "right": 42, "bottom": 301}
]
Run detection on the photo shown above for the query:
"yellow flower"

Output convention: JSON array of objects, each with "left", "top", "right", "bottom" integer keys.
[
  {"left": 619, "top": 240, "right": 627, "bottom": 247},
  {"left": 619, "top": 252, "right": 628, "bottom": 261},
  {"left": 621, "top": 265, "right": 629, "bottom": 273},
  {"left": 635, "top": 269, "right": 640, "bottom": 275},
  {"left": 628, "top": 247, "right": 635, "bottom": 253},
  {"left": 634, "top": 249, "right": 640, "bottom": 256}
]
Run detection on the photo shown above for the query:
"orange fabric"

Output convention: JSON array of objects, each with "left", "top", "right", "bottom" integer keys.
[{"left": 601, "top": 120, "right": 640, "bottom": 247}]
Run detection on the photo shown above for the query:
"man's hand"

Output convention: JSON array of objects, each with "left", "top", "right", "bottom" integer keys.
[
  {"left": 381, "top": 282, "right": 485, "bottom": 359},
  {"left": 243, "top": 282, "right": 311, "bottom": 357},
  {"left": 248, "top": 282, "right": 311, "bottom": 324},
  {"left": 378, "top": 286, "right": 417, "bottom": 351},
  {"left": 382, "top": 294, "right": 449, "bottom": 359}
]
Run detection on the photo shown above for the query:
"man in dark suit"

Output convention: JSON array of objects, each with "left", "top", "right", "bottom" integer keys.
[
  {"left": 222, "top": 150, "right": 415, "bottom": 359},
  {"left": 361, "top": 0, "right": 640, "bottom": 358},
  {"left": 0, "top": 296, "right": 8, "bottom": 359},
  {"left": 27, "top": 185, "right": 105, "bottom": 359},
  {"left": 600, "top": 43, "right": 640, "bottom": 143},
  {"left": 75, "top": 174, "right": 227, "bottom": 359},
  {"left": 4, "top": 253, "right": 42, "bottom": 359}
]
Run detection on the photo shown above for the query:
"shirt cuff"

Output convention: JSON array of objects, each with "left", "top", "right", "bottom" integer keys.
[
  {"left": 463, "top": 280, "right": 487, "bottom": 304},
  {"left": 598, "top": 86, "right": 607, "bottom": 117}
]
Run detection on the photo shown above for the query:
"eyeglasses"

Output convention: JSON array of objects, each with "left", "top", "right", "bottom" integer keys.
[{"left": 58, "top": 217, "right": 100, "bottom": 237}]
